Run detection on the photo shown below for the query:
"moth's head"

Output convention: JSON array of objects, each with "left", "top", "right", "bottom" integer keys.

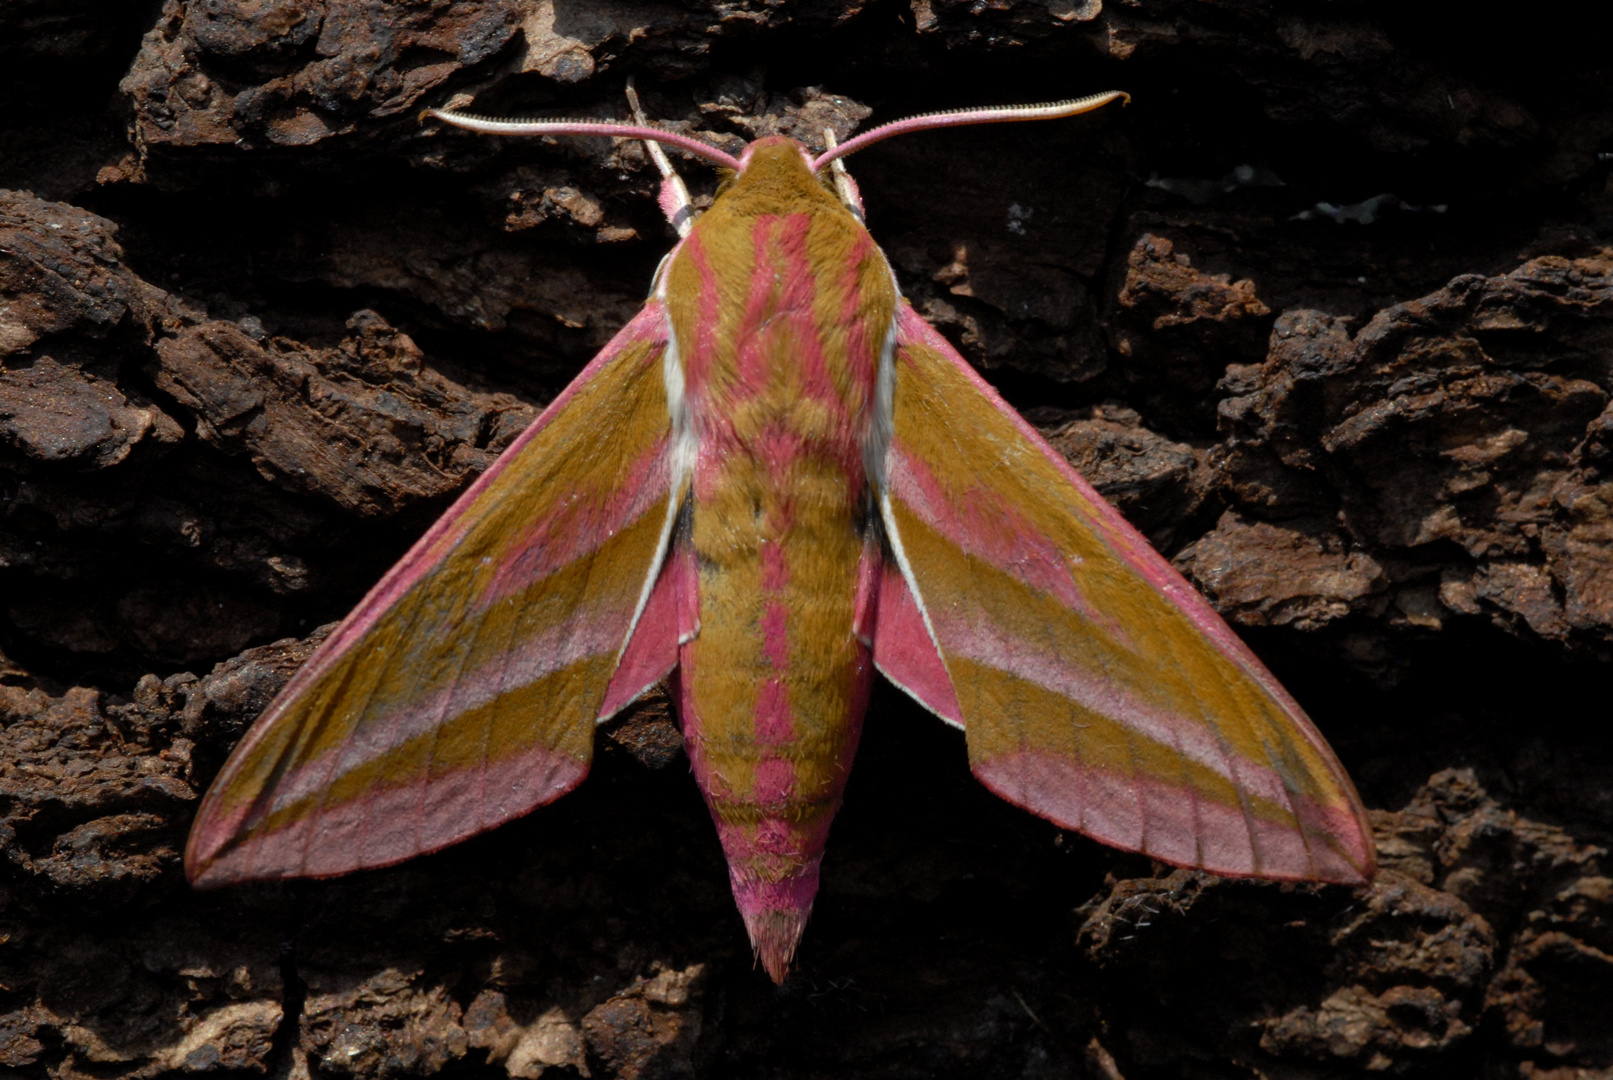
[
  {"left": 423, "top": 90, "right": 1128, "bottom": 230},
  {"left": 732, "top": 135, "right": 816, "bottom": 174},
  {"left": 709, "top": 136, "right": 857, "bottom": 214}
]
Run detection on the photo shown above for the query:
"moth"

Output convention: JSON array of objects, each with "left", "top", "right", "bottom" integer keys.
[{"left": 186, "top": 88, "right": 1375, "bottom": 983}]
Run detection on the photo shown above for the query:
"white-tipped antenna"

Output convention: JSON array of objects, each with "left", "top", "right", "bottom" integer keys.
[
  {"left": 811, "top": 90, "right": 1129, "bottom": 172},
  {"left": 423, "top": 106, "right": 743, "bottom": 173}
]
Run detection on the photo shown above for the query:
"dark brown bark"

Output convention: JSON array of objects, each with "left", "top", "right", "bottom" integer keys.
[{"left": 2, "top": 2, "right": 1610, "bottom": 1077}]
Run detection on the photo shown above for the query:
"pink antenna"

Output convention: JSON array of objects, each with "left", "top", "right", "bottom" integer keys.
[
  {"left": 811, "top": 91, "right": 1129, "bottom": 172},
  {"left": 423, "top": 109, "right": 743, "bottom": 172}
]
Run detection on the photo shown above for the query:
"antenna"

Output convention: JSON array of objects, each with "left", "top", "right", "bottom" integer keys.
[
  {"left": 423, "top": 108, "right": 743, "bottom": 172},
  {"left": 811, "top": 91, "right": 1129, "bottom": 172}
]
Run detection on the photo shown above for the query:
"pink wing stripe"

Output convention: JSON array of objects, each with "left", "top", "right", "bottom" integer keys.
[
  {"left": 598, "top": 542, "right": 685, "bottom": 719},
  {"left": 871, "top": 557, "right": 962, "bottom": 727},
  {"left": 887, "top": 446, "right": 1129, "bottom": 644},
  {"left": 256, "top": 613, "right": 631, "bottom": 818},
  {"left": 287, "top": 304, "right": 671, "bottom": 689},
  {"left": 973, "top": 752, "right": 1371, "bottom": 884},
  {"left": 911, "top": 568, "right": 1299, "bottom": 809},
  {"left": 193, "top": 747, "right": 586, "bottom": 884},
  {"left": 890, "top": 306, "right": 1309, "bottom": 718},
  {"left": 885, "top": 440, "right": 1107, "bottom": 624},
  {"left": 484, "top": 435, "right": 672, "bottom": 607}
]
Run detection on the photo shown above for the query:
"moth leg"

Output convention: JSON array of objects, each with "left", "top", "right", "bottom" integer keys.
[
  {"left": 822, "top": 129, "right": 866, "bottom": 223},
  {"left": 626, "top": 77, "right": 695, "bottom": 237}
]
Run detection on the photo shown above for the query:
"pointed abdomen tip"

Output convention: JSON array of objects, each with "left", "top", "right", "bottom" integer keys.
[{"left": 744, "top": 908, "right": 809, "bottom": 984}]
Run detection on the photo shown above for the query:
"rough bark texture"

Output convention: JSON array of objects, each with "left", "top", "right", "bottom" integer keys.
[{"left": 2, "top": 2, "right": 1611, "bottom": 1077}]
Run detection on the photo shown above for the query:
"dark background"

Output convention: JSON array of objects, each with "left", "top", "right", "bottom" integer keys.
[{"left": 2, "top": 1, "right": 1611, "bottom": 1077}]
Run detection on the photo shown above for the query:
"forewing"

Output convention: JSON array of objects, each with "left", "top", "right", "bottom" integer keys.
[
  {"left": 187, "top": 303, "right": 681, "bottom": 885},
  {"left": 880, "top": 305, "right": 1374, "bottom": 884}
]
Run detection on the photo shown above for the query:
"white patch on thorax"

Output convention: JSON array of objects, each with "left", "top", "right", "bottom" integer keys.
[
  {"left": 656, "top": 258, "right": 699, "bottom": 493},
  {"left": 863, "top": 274, "right": 900, "bottom": 499}
]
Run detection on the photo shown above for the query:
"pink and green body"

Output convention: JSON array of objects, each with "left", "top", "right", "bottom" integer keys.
[{"left": 665, "top": 141, "right": 897, "bottom": 974}]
